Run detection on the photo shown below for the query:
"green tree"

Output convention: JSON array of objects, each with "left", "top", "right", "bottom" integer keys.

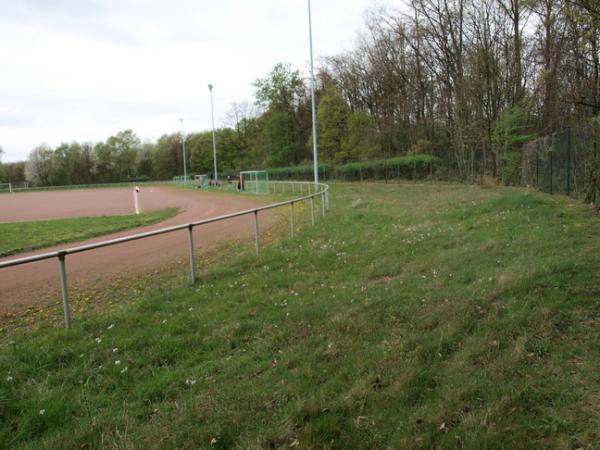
[
  {"left": 189, "top": 131, "right": 214, "bottom": 175},
  {"left": 253, "top": 63, "right": 307, "bottom": 166},
  {"left": 52, "top": 142, "right": 85, "bottom": 185},
  {"left": 314, "top": 85, "right": 350, "bottom": 162},
  {"left": 254, "top": 63, "right": 304, "bottom": 110},
  {"left": 136, "top": 142, "right": 156, "bottom": 180},
  {"left": 224, "top": 102, "right": 262, "bottom": 169},
  {"left": 108, "top": 129, "right": 141, "bottom": 180},
  {"left": 153, "top": 134, "right": 181, "bottom": 180},
  {"left": 341, "top": 110, "right": 381, "bottom": 161},
  {"left": 25, "top": 144, "right": 54, "bottom": 186},
  {"left": 493, "top": 102, "right": 535, "bottom": 183},
  {"left": 95, "top": 130, "right": 140, "bottom": 181}
]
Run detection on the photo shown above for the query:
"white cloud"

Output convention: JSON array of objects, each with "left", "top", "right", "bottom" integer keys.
[{"left": 0, "top": 0, "right": 392, "bottom": 162}]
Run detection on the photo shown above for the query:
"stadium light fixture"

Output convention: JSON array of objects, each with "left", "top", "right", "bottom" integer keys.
[
  {"left": 208, "top": 84, "right": 218, "bottom": 182},
  {"left": 307, "top": 0, "right": 319, "bottom": 185},
  {"left": 179, "top": 118, "right": 188, "bottom": 181}
]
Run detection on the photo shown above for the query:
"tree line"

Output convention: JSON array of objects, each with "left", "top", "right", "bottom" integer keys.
[{"left": 1, "top": 0, "right": 598, "bottom": 187}]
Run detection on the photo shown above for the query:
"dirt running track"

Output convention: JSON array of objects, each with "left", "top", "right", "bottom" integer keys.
[{"left": 0, "top": 187, "right": 273, "bottom": 316}]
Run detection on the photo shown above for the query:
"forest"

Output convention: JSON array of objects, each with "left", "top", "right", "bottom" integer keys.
[{"left": 1, "top": 0, "right": 598, "bottom": 196}]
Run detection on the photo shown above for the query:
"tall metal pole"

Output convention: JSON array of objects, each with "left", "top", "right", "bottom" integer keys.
[
  {"left": 308, "top": 0, "right": 319, "bottom": 185},
  {"left": 208, "top": 84, "right": 218, "bottom": 183},
  {"left": 180, "top": 118, "right": 187, "bottom": 181}
]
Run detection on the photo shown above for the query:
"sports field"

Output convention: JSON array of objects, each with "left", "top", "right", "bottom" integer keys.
[
  {"left": 0, "top": 187, "right": 272, "bottom": 316},
  {"left": 1, "top": 182, "right": 598, "bottom": 449}
]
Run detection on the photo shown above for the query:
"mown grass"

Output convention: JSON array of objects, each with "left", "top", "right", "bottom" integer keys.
[
  {"left": 1, "top": 182, "right": 599, "bottom": 449},
  {"left": 0, "top": 208, "right": 179, "bottom": 257}
]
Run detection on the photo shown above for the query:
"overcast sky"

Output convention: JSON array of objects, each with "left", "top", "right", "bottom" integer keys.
[{"left": 0, "top": 0, "right": 395, "bottom": 162}]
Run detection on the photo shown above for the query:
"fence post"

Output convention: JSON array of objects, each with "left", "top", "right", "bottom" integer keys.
[
  {"left": 290, "top": 202, "right": 295, "bottom": 238},
  {"left": 567, "top": 127, "right": 571, "bottom": 197},
  {"left": 321, "top": 192, "right": 325, "bottom": 217},
  {"left": 187, "top": 225, "right": 196, "bottom": 284},
  {"left": 550, "top": 146, "right": 554, "bottom": 195},
  {"left": 536, "top": 151, "right": 539, "bottom": 187},
  {"left": 310, "top": 196, "right": 315, "bottom": 226},
  {"left": 58, "top": 252, "right": 72, "bottom": 330},
  {"left": 254, "top": 210, "right": 260, "bottom": 255}
]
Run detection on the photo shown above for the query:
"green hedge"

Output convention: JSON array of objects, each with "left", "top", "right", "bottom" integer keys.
[{"left": 267, "top": 154, "right": 442, "bottom": 181}]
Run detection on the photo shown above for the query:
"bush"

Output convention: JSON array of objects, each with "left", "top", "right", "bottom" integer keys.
[{"left": 267, "top": 155, "right": 442, "bottom": 182}]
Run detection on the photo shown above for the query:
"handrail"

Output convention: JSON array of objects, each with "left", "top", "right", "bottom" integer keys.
[{"left": 0, "top": 181, "right": 330, "bottom": 329}]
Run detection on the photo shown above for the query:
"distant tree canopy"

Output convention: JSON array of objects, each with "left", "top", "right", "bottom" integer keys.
[{"left": 14, "top": 1, "right": 600, "bottom": 186}]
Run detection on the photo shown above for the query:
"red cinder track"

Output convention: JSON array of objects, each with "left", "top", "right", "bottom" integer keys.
[{"left": 0, "top": 187, "right": 271, "bottom": 315}]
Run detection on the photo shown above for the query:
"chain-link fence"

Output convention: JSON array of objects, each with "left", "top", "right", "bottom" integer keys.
[{"left": 522, "top": 124, "right": 600, "bottom": 206}]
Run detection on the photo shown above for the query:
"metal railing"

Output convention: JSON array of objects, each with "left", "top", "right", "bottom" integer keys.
[{"left": 0, "top": 181, "right": 329, "bottom": 330}]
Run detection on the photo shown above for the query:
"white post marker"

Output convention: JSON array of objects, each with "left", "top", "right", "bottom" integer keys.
[{"left": 134, "top": 186, "right": 140, "bottom": 214}]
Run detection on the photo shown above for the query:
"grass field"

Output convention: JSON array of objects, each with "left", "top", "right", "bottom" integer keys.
[
  {"left": 1, "top": 182, "right": 599, "bottom": 449},
  {"left": 0, "top": 208, "right": 179, "bottom": 257}
]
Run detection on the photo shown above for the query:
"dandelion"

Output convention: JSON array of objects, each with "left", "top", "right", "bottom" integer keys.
[
  {"left": 162, "top": 319, "right": 167, "bottom": 324},
  {"left": 94, "top": 337, "right": 102, "bottom": 344},
  {"left": 39, "top": 409, "right": 45, "bottom": 415},
  {"left": 107, "top": 324, "right": 115, "bottom": 330},
  {"left": 115, "top": 360, "right": 121, "bottom": 365}
]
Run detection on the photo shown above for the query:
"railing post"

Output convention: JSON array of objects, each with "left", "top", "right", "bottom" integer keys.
[
  {"left": 290, "top": 202, "right": 295, "bottom": 238},
  {"left": 567, "top": 127, "right": 571, "bottom": 197},
  {"left": 310, "top": 196, "right": 315, "bottom": 226},
  {"left": 292, "top": 183, "right": 295, "bottom": 194},
  {"left": 58, "top": 252, "right": 72, "bottom": 330},
  {"left": 321, "top": 192, "right": 326, "bottom": 217},
  {"left": 187, "top": 225, "right": 196, "bottom": 284},
  {"left": 254, "top": 210, "right": 260, "bottom": 255}
]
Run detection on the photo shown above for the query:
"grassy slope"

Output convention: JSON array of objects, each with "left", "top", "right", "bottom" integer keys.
[
  {"left": 0, "top": 208, "right": 179, "bottom": 257},
  {"left": 1, "top": 182, "right": 599, "bottom": 449}
]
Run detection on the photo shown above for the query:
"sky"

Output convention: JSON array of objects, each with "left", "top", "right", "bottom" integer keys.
[{"left": 0, "top": 0, "right": 394, "bottom": 162}]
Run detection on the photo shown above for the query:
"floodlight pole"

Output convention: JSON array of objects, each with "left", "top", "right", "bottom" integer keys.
[
  {"left": 180, "top": 118, "right": 187, "bottom": 181},
  {"left": 308, "top": 0, "right": 319, "bottom": 185},
  {"left": 208, "top": 84, "right": 218, "bottom": 183}
]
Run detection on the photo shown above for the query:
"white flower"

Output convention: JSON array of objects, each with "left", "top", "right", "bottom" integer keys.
[
  {"left": 112, "top": 348, "right": 119, "bottom": 353},
  {"left": 115, "top": 360, "right": 121, "bottom": 365},
  {"left": 120, "top": 367, "right": 128, "bottom": 374},
  {"left": 94, "top": 337, "right": 102, "bottom": 344},
  {"left": 6, "top": 376, "right": 13, "bottom": 382},
  {"left": 39, "top": 409, "right": 45, "bottom": 415},
  {"left": 185, "top": 379, "right": 197, "bottom": 386},
  {"left": 107, "top": 324, "right": 115, "bottom": 330}
]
